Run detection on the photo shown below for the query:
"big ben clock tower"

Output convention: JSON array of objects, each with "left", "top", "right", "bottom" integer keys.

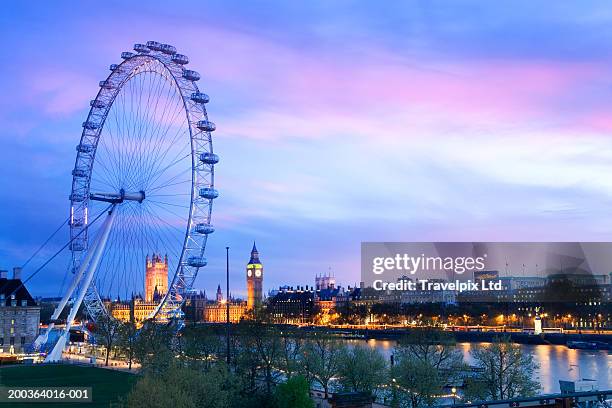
[{"left": 246, "top": 242, "right": 263, "bottom": 309}]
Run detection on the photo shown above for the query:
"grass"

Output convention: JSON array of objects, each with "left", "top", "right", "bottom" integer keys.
[{"left": 0, "top": 364, "right": 138, "bottom": 407}]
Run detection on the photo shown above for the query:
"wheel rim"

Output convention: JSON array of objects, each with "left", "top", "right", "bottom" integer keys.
[{"left": 68, "top": 42, "right": 216, "bottom": 323}]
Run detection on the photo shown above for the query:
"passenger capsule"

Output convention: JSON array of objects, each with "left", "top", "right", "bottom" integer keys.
[
  {"left": 109, "top": 64, "right": 119, "bottom": 71},
  {"left": 146, "top": 41, "right": 162, "bottom": 51},
  {"left": 72, "top": 169, "right": 87, "bottom": 178},
  {"left": 134, "top": 43, "right": 150, "bottom": 53},
  {"left": 187, "top": 256, "right": 208, "bottom": 267},
  {"left": 90, "top": 99, "right": 106, "bottom": 108},
  {"left": 196, "top": 120, "right": 216, "bottom": 132},
  {"left": 199, "top": 188, "right": 219, "bottom": 200},
  {"left": 82, "top": 121, "right": 99, "bottom": 130},
  {"left": 199, "top": 152, "right": 219, "bottom": 165},
  {"left": 160, "top": 44, "right": 177, "bottom": 55},
  {"left": 171, "top": 54, "right": 189, "bottom": 65},
  {"left": 191, "top": 92, "right": 209, "bottom": 104},
  {"left": 121, "top": 51, "right": 135, "bottom": 59},
  {"left": 69, "top": 193, "right": 86, "bottom": 202},
  {"left": 195, "top": 223, "right": 215, "bottom": 234},
  {"left": 76, "top": 144, "right": 94, "bottom": 153},
  {"left": 99, "top": 80, "right": 114, "bottom": 89},
  {"left": 182, "top": 69, "right": 200, "bottom": 81}
]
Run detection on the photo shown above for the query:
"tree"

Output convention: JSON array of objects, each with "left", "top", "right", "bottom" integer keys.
[
  {"left": 126, "top": 362, "right": 241, "bottom": 408},
  {"left": 181, "top": 325, "right": 223, "bottom": 370},
  {"left": 232, "top": 321, "right": 285, "bottom": 395},
  {"left": 395, "top": 330, "right": 465, "bottom": 385},
  {"left": 338, "top": 304, "right": 368, "bottom": 325},
  {"left": 465, "top": 336, "right": 540, "bottom": 401},
  {"left": 337, "top": 345, "right": 387, "bottom": 395},
  {"left": 253, "top": 324, "right": 284, "bottom": 395},
  {"left": 233, "top": 321, "right": 264, "bottom": 393},
  {"left": 301, "top": 336, "right": 345, "bottom": 399},
  {"left": 93, "top": 314, "right": 121, "bottom": 366},
  {"left": 273, "top": 375, "right": 314, "bottom": 408},
  {"left": 390, "top": 356, "right": 440, "bottom": 408},
  {"left": 391, "top": 330, "right": 466, "bottom": 408},
  {"left": 133, "top": 322, "right": 174, "bottom": 375},
  {"left": 117, "top": 319, "right": 138, "bottom": 370},
  {"left": 279, "top": 328, "right": 305, "bottom": 379}
]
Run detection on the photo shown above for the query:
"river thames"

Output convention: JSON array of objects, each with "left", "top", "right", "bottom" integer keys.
[{"left": 358, "top": 339, "right": 612, "bottom": 393}]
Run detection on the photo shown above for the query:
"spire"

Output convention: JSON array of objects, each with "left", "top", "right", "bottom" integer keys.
[
  {"left": 216, "top": 284, "right": 223, "bottom": 302},
  {"left": 249, "top": 241, "right": 261, "bottom": 264}
]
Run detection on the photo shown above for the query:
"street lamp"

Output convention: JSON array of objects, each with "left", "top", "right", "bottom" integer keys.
[
  {"left": 226, "top": 246, "right": 230, "bottom": 365},
  {"left": 451, "top": 387, "right": 457, "bottom": 405}
]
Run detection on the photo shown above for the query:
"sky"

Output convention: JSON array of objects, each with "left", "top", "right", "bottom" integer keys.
[{"left": 2, "top": 1, "right": 612, "bottom": 297}]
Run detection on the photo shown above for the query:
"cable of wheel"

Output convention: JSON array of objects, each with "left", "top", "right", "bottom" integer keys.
[{"left": 6, "top": 204, "right": 112, "bottom": 297}]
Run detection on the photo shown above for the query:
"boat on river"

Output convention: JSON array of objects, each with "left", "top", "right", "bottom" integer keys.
[{"left": 566, "top": 340, "right": 612, "bottom": 350}]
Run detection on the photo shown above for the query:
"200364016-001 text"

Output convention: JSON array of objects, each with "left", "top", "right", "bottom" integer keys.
[{"left": 0, "top": 387, "right": 92, "bottom": 403}]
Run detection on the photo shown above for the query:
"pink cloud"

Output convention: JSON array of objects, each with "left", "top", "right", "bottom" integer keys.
[
  {"left": 11, "top": 16, "right": 610, "bottom": 142},
  {"left": 571, "top": 110, "right": 612, "bottom": 133},
  {"left": 25, "top": 68, "right": 96, "bottom": 116}
]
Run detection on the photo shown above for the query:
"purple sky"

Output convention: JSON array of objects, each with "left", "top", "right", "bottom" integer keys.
[{"left": 2, "top": 1, "right": 612, "bottom": 298}]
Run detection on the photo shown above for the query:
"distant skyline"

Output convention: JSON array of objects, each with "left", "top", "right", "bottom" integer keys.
[{"left": 3, "top": 1, "right": 612, "bottom": 297}]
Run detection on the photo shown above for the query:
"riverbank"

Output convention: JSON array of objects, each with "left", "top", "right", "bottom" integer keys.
[{"left": 267, "top": 324, "right": 612, "bottom": 346}]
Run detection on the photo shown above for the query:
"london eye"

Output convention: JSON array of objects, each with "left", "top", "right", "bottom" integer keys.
[{"left": 35, "top": 41, "right": 218, "bottom": 361}]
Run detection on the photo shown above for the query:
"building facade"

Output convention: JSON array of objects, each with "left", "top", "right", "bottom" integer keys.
[
  {"left": 268, "top": 287, "right": 315, "bottom": 323},
  {"left": 0, "top": 268, "right": 41, "bottom": 355},
  {"left": 109, "top": 253, "right": 169, "bottom": 323},
  {"left": 145, "top": 253, "right": 168, "bottom": 302},
  {"left": 203, "top": 300, "right": 247, "bottom": 323},
  {"left": 246, "top": 243, "right": 263, "bottom": 309},
  {"left": 108, "top": 296, "right": 157, "bottom": 324},
  {"left": 183, "top": 290, "right": 207, "bottom": 323}
]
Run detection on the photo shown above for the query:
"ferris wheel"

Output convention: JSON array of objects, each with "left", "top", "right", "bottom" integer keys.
[{"left": 35, "top": 41, "right": 218, "bottom": 361}]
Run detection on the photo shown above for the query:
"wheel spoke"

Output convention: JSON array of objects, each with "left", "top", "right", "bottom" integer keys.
[{"left": 67, "top": 48, "right": 216, "bottom": 325}]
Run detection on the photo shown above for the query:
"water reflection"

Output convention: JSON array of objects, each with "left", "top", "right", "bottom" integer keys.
[{"left": 347, "top": 339, "right": 611, "bottom": 394}]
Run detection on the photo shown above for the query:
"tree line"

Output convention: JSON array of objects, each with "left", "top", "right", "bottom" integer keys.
[{"left": 93, "top": 315, "right": 540, "bottom": 408}]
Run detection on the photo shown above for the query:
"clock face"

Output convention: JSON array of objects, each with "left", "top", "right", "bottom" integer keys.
[
  {"left": 255, "top": 269, "right": 262, "bottom": 278},
  {"left": 247, "top": 270, "right": 252, "bottom": 277}
]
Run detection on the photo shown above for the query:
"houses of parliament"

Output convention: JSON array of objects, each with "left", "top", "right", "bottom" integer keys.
[{"left": 108, "top": 244, "right": 263, "bottom": 324}]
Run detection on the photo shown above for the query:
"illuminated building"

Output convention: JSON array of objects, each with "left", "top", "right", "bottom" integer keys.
[
  {"left": 0, "top": 268, "right": 40, "bottom": 355},
  {"left": 315, "top": 272, "right": 336, "bottom": 291},
  {"left": 108, "top": 296, "right": 156, "bottom": 324},
  {"left": 145, "top": 253, "right": 168, "bottom": 302},
  {"left": 246, "top": 242, "right": 263, "bottom": 309},
  {"left": 203, "top": 285, "right": 246, "bottom": 323},
  {"left": 183, "top": 290, "right": 207, "bottom": 322},
  {"left": 400, "top": 278, "right": 457, "bottom": 305},
  {"left": 268, "top": 286, "right": 315, "bottom": 324},
  {"left": 108, "top": 253, "right": 168, "bottom": 324}
]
